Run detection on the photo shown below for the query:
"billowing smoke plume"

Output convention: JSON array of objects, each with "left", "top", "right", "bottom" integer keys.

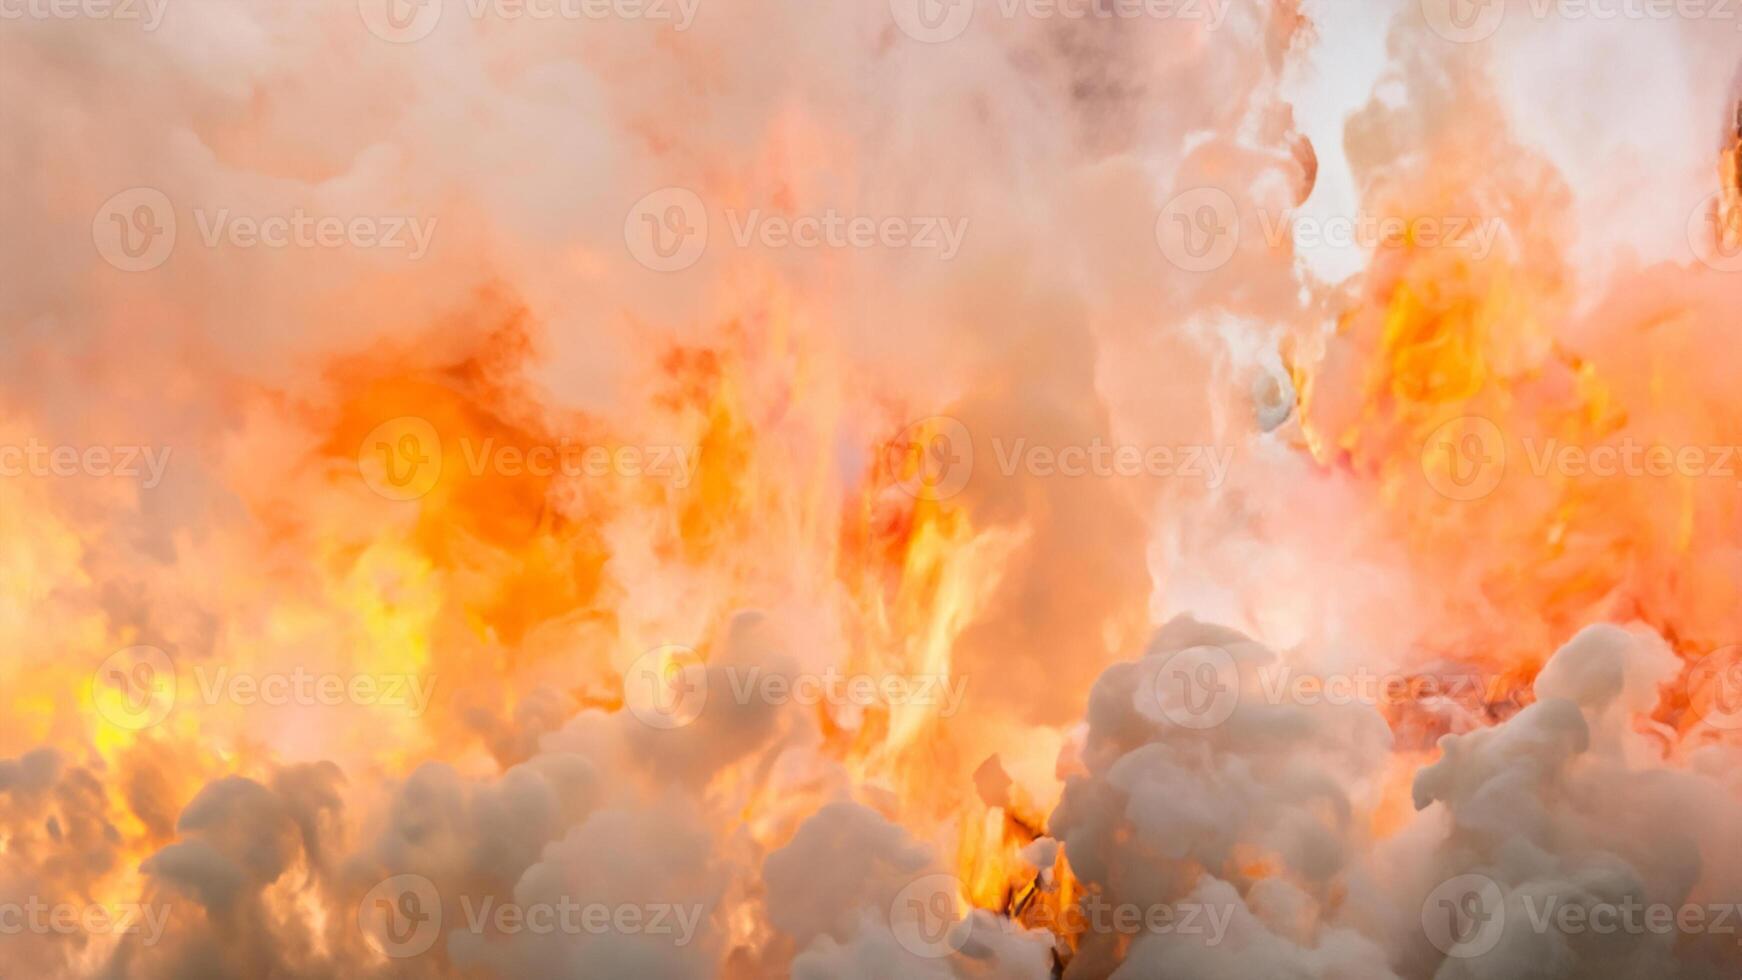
[{"left": 2, "top": 0, "right": 1739, "bottom": 977}]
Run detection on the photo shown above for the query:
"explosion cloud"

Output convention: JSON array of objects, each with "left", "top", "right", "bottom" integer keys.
[{"left": 2, "top": 0, "right": 1740, "bottom": 977}]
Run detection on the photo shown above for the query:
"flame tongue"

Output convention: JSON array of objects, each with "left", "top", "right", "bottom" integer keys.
[
  {"left": 1721, "top": 105, "right": 1742, "bottom": 252},
  {"left": 11, "top": 7, "right": 1742, "bottom": 979}
]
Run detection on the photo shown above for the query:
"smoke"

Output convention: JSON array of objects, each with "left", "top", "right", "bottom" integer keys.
[
  {"left": 2, "top": 0, "right": 1740, "bottom": 977},
  {"left": 1045, "top": 618, "right": 1741, "bottom": 979}
]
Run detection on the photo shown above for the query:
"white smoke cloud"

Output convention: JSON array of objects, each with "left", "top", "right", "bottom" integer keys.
[{"left": 3, "top": 0, "right": 1739, "bottom": 977}]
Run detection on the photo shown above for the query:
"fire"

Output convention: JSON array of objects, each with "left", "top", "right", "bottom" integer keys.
[
  {"left": 10, "top": 4, "right": 1742, "bottom": 977},
  {"left": 1721, "top": 101, "right": 1742, "bottom": 253},
  {"left": 1288, "top": 104, "right": 1742, "bottom": 742}
]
